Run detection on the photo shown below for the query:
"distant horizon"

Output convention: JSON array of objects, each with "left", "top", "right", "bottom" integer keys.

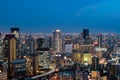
[
  {"left": 0, "top": 0, "right": 120, "bottom": 33},
  {"left": 0, "top": 27, "right": 119, "bottom": 35}
]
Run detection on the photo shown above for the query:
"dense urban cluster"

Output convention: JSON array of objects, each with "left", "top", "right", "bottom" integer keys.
[{"left": 0, "top": 28, "right": 120, "bottom": 80}]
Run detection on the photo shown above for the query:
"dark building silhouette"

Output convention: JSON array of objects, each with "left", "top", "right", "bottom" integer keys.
[
  {"left": 11, "top": 27, "right": 20, "bottom": 32},
  {"left": 0, "top": 33, "right": 1, "bottom": 38},
  {"left": 83, "top": 29, "right": 89, "bottom": 44},
  {"left": 109, "top": 64, "right": 119, "bottom": 80},
  {"left": 48, "top": 36, "right": 52, "bottom": 48},
  {"left": 92, "top": 56, "right": 99, "bottom": 71},
  {"left": 37, "top": 38, "right": 46, "bottom": 50},
  {"left": 98, "top": 34, "right": 103, "bottom": 47},
  {"left": 10, "top": 27, "right": 20, "bottom": 39}
]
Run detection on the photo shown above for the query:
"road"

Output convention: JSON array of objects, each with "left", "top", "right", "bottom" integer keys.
[{"left": 31, "top": 68, "right": 55, "bottom": 79}]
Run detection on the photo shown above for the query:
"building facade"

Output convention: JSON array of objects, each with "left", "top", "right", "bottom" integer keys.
[
  {"left": 4, "top": 34, "right": 17, "bottom": 79},
  {"left": 53, "top": 30, "right": 62, "bottom": 53}
]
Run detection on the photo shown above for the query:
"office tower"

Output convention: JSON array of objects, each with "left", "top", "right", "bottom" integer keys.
[
  {"left": 12, "top": 59, "right": 26, "bottom": 79},
  {"left": 64, "top": 36, "right": 72, "bottom": 44},
  {"left": 92, "top": 56, "right": 99, "bottom": 71},
  {"left": 64, "top": 36, "right": 73, "bottom": 53},
  {"left": 98, "top": 34, "right": 103, "bottom": 47},
  {"left": 0, "top": 33, "right": 1, "bottom": 38},
  {"left": 36, "top": 38, "right": 50, "bottom": 75},
  {"left": 37, "top": 38, "right": 47, "bottom": 50},
  {"left": 4, "top": 34, "right": 16, "bottom": 79},
  {"left": 91, "top": 56, "right": 100, "bottom": 80},
  {"left": 24, "top": 35, "right": 35, "bottom": 54},
  {"left": 108, "top": 64, "right": 120, "bottom": 80},
  {"left": 11, "top": 27, "right": 21, "bottom": 57},
  {"left": 53, "top": 29, "right": 62, "bottom": 53},
  {"left": 10, "top": 27, "right": 20, "bottom": 39},
  {"left": 48, "top": 36, "right": 52, "bottom": 48},
  {"left": 83, "top": 29, "right": 89, "bottom": 44}
]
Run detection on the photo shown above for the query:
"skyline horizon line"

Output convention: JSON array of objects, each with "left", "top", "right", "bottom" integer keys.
[
  {"left": 0, "top": 26, "right": 120, "bottom": 34},
  {"left": 0, "top": 30, "right": 119, "bottom": 35}
]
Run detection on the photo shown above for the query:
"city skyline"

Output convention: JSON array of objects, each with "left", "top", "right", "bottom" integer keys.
[{"left": 0, "top": 0, "right": 120, "bottom": 33}]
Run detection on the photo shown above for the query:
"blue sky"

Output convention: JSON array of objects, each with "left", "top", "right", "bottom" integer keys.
[{"left": 0, "top": 0, "right": 120, "bottom": 33}]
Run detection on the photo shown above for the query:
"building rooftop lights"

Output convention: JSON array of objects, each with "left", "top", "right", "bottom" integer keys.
[{"left": 55, "top": 30, "right": 61, "bottom": 32}]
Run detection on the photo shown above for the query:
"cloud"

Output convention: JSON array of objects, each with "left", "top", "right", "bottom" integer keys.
[
  {"left": 75, "top": 5, "right": 97, "bottom": 16},
  {"left": 76, "top": 0, "right": 120, "bottom": 17}
]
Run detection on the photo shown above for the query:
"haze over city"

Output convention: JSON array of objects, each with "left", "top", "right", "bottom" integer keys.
[{"left": 0, "top": 0, "right": 120, "bottom": 33}]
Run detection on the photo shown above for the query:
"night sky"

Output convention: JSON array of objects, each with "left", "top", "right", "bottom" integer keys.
[{"left": 0, "top": 0, "right": 120, "bottom": 33}]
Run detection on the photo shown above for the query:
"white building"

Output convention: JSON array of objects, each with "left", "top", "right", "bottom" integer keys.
[
  {"left": 65, "top": 44, "right": 73, "bottom": 53},
  {"left": 53, "top": 30, "right": 62, "bottom": 53}
]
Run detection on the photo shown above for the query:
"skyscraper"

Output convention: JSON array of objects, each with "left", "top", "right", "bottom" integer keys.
[
  {"left": 98, "top": 34, "right": 103, "bottom": 47},
  {"left": 91, "top": 56, "right": 100, "bottom": 80},
  {"left": 83, "top": 29, "right": 89, "bottom": 44},
  {"left": 4, "top": 34, "right": 16, "bottom": 79},
  {"left": 24, "top": 35, "right": 35, "bottom": 54},
  {"left": 11, "top": 27, "right": 20, "bottom": 39},
  {"left": 92, "top": 56, "right": 99, "bottom": 71},
  {"left": 53, "top": 29, "right": 62, "bottom": 53},
  {"left": 37, "top": 38, "right": 46, "bottom": 50},
  {"left": 64, "top": 36, "right": 73, "bottom": 53},
  {"left": 11, "top": 27, "right": 21, "bottom": 57},
  {"left": 48, "top": 36, "right": 52, "bottom": 48}
]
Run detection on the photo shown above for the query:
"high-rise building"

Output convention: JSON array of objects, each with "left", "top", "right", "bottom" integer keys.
[
  {"left": 4, "top": 34, "right": 16, "bottom": 79},
  {"left": 98, "top": 34, "right": 103, "bottom": 47},
  {"left": 24, "top": 35, "right": 35, "bottom": 54},
  {"left": 37, "top": 38, "right": 47, "bottom": 50},
  {"left": 83, "top": 29, "right": 89, "bottom": 44},
  {"left": 0, "top": 33, "right": 1, "bottom": 38},
  {"left": 12, "top": 59, "right": 26, "bottom": 79},
  {"left": 64, "top": 37, "right": 73, "bottom": 53},
  {"left": 48, "top": 36, "right": 53, "bottom": 48},
  {"left": 91, "top": 56, "right": 100, "bottom": 80},
  {"left": 10, "top": 27, "right": 20, "bottom": 39},
  {"left": 108, "top": 64, "right": 120, "bottom": 80},
  {"left": 92, "top": 56, "right": 99, "bottom": 71},
  {"left": 10, "top": 27, "right": 21, "bottom": 57},
  {"left": 36, "top": 37, "right": 50, "bottom": 75},
  {"left": 53, "top": 30, "right": 62, "bottom": 53}
]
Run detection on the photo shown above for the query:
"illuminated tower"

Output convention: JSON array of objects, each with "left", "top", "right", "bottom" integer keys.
[
  {"left": 83, "top": 29, "right": 89, "bottom": 44},
  {"left": 4, "top": 34, "right": 16, "bottom": 79},
  {"left": 53, "top": 29, "right": 62, "bottom": 53},
  {"left": 11, "top": 27, "right": 21, "bottom": 57}
]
